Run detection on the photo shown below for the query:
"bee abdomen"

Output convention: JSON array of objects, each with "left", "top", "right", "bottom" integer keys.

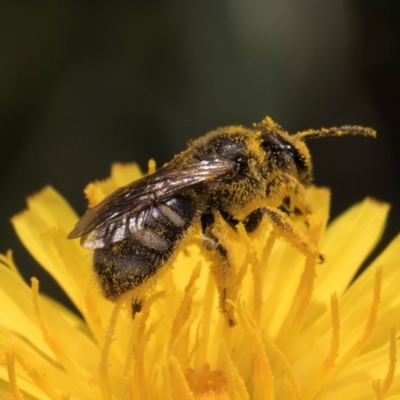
[{"left": 93, "top": 197, "right": 196, "bottom": 300}]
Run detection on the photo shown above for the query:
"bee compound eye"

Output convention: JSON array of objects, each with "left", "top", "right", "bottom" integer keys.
[
  {"left": 286, "top": 146, "right": 308, "bottom": 180},
  {"left": 261, "top": 132, "right": 308, "bottom": 180}
]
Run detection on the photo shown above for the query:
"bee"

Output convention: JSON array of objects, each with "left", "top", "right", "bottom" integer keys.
[{"left": 68, "top": 117, "right": 375, "bottom": 325}]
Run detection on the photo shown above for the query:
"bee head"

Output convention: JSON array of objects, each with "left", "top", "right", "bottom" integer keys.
[
  {"left": 255, "top": 116, "right": 377, "bottom": 185},
  {"left": 252, "top": 118, "right": 312, "bottom": 184},
  {"left": 259, "top": 129, "right": 311, "bottom": 183}
]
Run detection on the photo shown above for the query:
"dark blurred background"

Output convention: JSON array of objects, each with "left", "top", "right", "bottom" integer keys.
[{"left": 1, "top": 1, "right": 399, "bottom": 307}]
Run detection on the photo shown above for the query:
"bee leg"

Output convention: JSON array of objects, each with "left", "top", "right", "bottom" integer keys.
[
  {"left": 242, "top": 208, "right": 265, "bottom": 233},
  {"left": 219, "top": 210, "right": 239, "bottom": 231},
  {"left": 201, "top": 213, "right": 236, "bottom": 326},
  {"left": 243, "top": 207, "right": 323, "bottom": 262},
  {"left": 131, "top": 299, "right": 142, "bottom": 318}
]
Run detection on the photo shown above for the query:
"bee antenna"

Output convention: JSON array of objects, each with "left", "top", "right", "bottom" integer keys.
[{"left": 295, "top": 125, "right": 377, "bottom": 141}]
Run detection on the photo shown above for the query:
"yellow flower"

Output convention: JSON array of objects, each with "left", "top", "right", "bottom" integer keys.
[{"left": 1, "top": 163, "right": 399, "bottom": 400}]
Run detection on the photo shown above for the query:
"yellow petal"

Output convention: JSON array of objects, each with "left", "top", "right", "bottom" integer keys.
[
  {"left": 11, "top": 187, "right": 89, "bottom": 309},
  {"left": 315, "top": 198, "right": 390, "bottom": 301},
  {"left": 2, "top": 160, "right": 400, "bottom": 399}
]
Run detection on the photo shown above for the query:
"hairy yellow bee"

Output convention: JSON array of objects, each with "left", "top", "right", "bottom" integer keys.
[{"left": 69, "top": 117, "right": 376, "bottom": 325}]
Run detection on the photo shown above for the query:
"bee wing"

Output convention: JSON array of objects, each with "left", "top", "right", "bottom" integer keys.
[{"left": 68, "top": 157, "right": 236, "bottom": 249}]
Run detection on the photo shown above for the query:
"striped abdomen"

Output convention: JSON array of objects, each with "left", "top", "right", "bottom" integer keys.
[{"left": 93, "top": 197, "right": 196, "bottom": 300}]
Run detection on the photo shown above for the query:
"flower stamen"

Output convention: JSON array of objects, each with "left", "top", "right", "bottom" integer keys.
[
  {"left": 259, "top": 231, "right": 278, "bottom": 328},
  {"left": 5, "top": 352, "right": 24, "bottom": 400},
  {"left": 275, "top": 217, "right": 323, "bottom": 353},
  {"left": 237, "top": 223, "right": 263, "bottom": 323},
  {"left": 303, "top": 294, "right": 340, "bottom": 399},
  {"left": 31, "top": 277, "right": 81, "bottom": 379},
  {"left": 221, "top": 343, "right": 250, "bottom": 400},
  {"left": 2, "top": 164, "right": 397, "bottom": 399},
  {"left": 373, "top": 326, "right": 397, "bottom": 399},
  {"left": 99, "top": 297, "right": 124, "bottom": 400},
  {"left": 138, "top": 320, "right": 161, "bottom": 398},
  {"left": 276, "top": 255, "right": 317, "bottom": 353},
  {"left": 263, "top": 334, "right": 302, "bottom": 400},
  {"left": 240, "top": 309, "right": 275, "bottom": 400},
  {"left": 334, "top": 267, "right": 382, "bottom": 378},
  {"left": 13, "top": 352, "right": 60, "bottom": 400},
  {"left": 381, "top": 326, "right": 397, "bottom": 396},
  {"left": 168, "top": 355, "right": 194, "bottom": 400},
  {"left": 169, "top": 263, "right": 201, "bottom": 352}
]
